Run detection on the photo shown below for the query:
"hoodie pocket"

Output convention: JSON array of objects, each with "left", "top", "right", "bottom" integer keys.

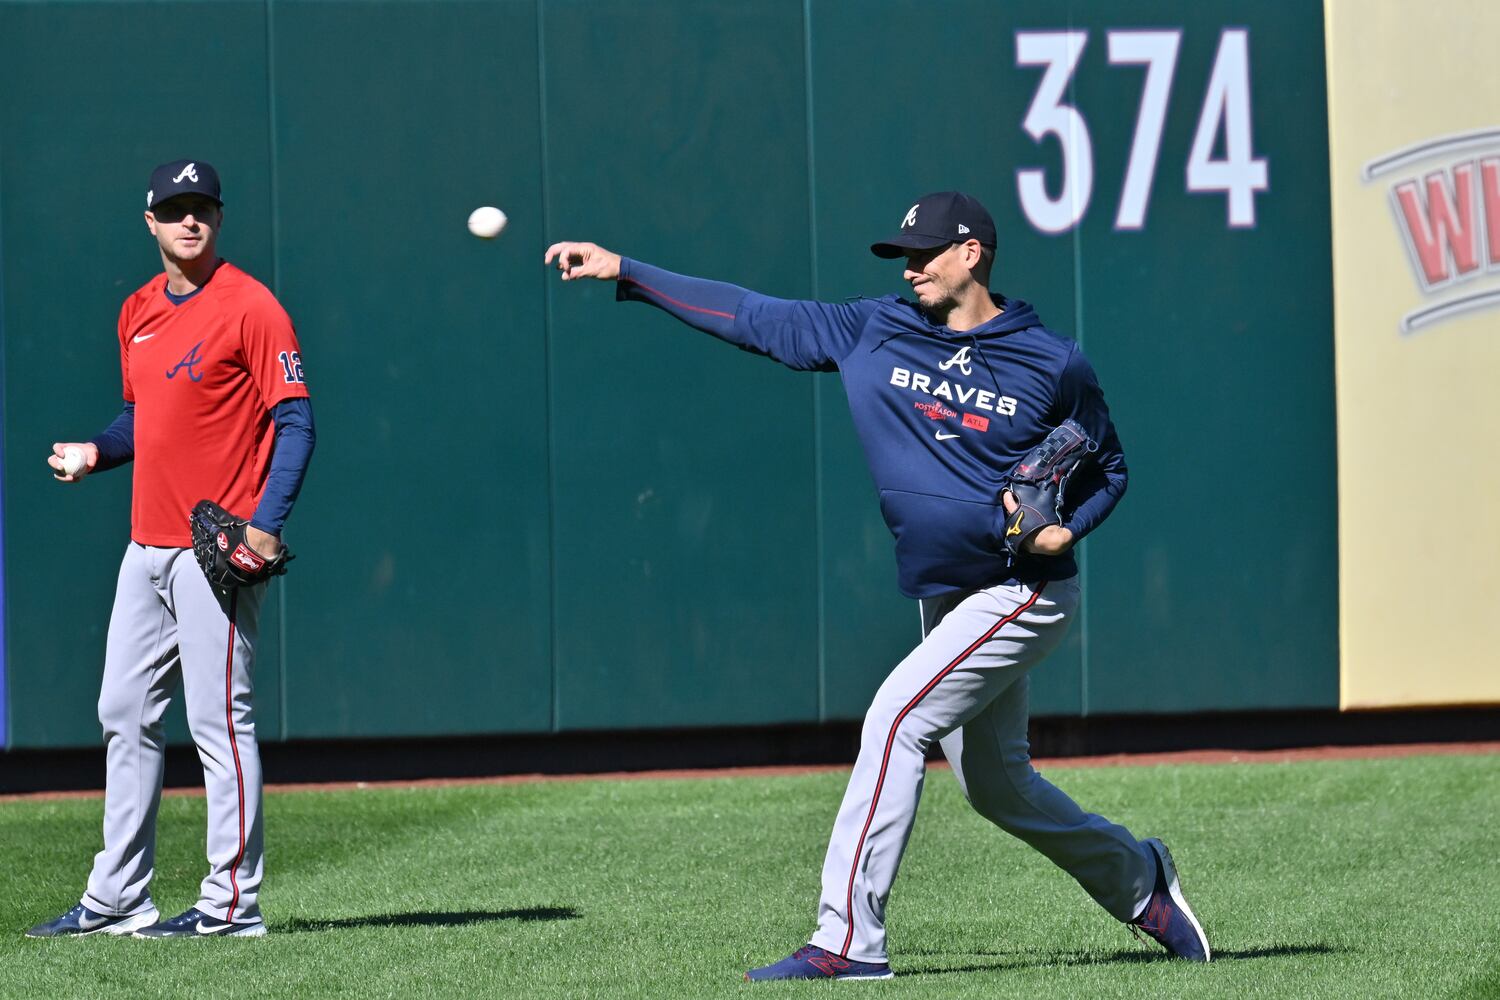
[{"left": 877, "top": 488, "right": 1010, "bottom": 591}]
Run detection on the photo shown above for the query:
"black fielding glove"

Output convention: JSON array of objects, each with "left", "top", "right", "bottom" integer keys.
[
  {"left": 189, "top": 499, "right": 293, "bottom": 590},
  {"left": 1003, "top": 419, "right": 1097, "bottom": 556}
]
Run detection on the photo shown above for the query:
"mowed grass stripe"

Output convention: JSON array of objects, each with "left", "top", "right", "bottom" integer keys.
[{"left": 0, "top": 753, "right": 1495, "bottom": 999}]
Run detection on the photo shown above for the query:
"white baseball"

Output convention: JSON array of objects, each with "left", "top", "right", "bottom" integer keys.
[
  {"left": 62, "top": 446, "right": 87, "bottom": 477},
  {"left": 467, "top": 206, "right": 508, "bottom": 239}
]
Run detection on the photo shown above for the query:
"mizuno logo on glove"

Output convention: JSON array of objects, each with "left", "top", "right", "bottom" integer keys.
[{"left": 1002, "top": 419, "right": 1098, "bottom": 558}]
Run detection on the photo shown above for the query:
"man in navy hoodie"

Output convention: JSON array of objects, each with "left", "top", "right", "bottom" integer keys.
[{"left": 546, "top": 192, "right": 1211, "bottom": 979}]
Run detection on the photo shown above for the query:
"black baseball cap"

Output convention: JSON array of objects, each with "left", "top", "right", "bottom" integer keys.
[
  {"left": 146, "top": 159, "right": 222, "bottom": 211},
  {"left": 870, "top": 191, "right": 997, "bottom": 258}
]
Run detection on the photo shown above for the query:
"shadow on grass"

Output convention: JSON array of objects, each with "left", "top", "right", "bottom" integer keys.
[
  {"left": 900, "top": 943, "right": 1341, "bottom": 976},
  {"left": 276, "top": 906, "right": 580, "bottom": 933}
]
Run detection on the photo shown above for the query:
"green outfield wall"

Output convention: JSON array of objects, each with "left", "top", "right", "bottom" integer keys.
[{"left": 0, "top": 0, "right": 1335, "bottom": 750}]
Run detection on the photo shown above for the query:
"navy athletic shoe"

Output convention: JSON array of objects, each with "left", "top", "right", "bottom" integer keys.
[
  {"left": 745, "top": 944, "right": 893, "bottom": 981},
  {"left": 25, "top": 903, "right": 160, "bottom": 938},
  {"left": 1129, "top": 838, "right": 1211, "bottom": 961},
  {"left": 133, "top": 907, "right": 267, "bottom": 939}
]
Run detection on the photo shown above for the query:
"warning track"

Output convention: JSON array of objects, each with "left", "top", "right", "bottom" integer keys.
[{"left": 3, "top": 740, "right": 1495, "bottom": 803}]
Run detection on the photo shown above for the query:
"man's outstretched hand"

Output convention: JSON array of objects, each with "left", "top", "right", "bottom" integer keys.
[{"left": 544, "top": 242, "right": 621, "bottom": 281}]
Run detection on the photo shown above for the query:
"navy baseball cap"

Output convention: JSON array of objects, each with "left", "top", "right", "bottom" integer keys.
[
  {"left": 870, "top": 191, "right": 997, "bottom": 258},
  {"left": 146, "top": 159, "right": 222, "bottom": 210}
]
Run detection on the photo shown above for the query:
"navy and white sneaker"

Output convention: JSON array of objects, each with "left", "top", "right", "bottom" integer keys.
[
  {"left": 25, "top": 903, "right": 160, "bottom": 939},
  {"left": 133, "top": 907, "right": 267, "bottom": 939},
  {"left": 1129, "top": 838, "right": 1212, "bottom": 961},
  {"left": 745, "top": 944, "right": 893, "bottom": 981}
]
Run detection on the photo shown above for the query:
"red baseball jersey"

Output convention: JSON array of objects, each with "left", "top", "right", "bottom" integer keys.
[{"left": 116, "top": 262, "right": 310, "bottom": 546}]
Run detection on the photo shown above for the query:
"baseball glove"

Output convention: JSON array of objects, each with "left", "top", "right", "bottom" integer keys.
[
  {"left": 1003, "top": 418, "right": 1097, "bottom": 557},
  {"left": 189, "top": 499, "right": 293, "bottom": 590}
]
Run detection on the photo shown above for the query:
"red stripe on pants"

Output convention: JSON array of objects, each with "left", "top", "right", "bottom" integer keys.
[
  {"left": 840, "top": 584, "right": 1045, "bottom": 957},
  {"left": 224, "top": 589, "right": 247, "bottom": 922}
]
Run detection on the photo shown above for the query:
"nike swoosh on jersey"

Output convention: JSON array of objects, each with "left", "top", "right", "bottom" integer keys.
[
  {"left": 934, "top": 432, "right": 960, "bottom": 441},
  {"left": 133, "top": 333, "right": 156, "bottom": 343}
]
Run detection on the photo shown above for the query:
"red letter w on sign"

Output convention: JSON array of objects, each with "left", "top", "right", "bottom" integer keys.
[{"left": 1393, "top": 164, "right": 1481, "bottom": 288}]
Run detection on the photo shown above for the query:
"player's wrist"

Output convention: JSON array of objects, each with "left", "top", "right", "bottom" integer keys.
[
  {"left": 245, "top": 522, "right": 281, "bottom": 555},
  {"left": 1027, "top": 525, "right": 1074, "bottom": 555}
]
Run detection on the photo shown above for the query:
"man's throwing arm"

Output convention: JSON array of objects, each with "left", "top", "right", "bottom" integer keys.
[
  {"left": 89, "top": 402, "right": 137, "bottom": 471},
  {"left": 615, "top": 258, "right": 873, "bottom": 372}
]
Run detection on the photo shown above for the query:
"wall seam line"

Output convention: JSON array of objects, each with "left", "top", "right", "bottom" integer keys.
[
  {"left": 535, "top": 0, "right": 560, "bottom": 734},
  {"left": 264, "top": 0, "right": 289, "bottom": 740},
  {"left": 1068, "top": 1, "right": 1089, "bottom": 718},
  {"left": 0, "top": 75, "right": 10, "bottom": 749},
  {"left": 803, "top": 0, "right": 827, "bottom": 723}
]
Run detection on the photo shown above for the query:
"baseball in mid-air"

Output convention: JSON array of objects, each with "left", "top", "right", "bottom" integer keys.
[
  {"left": 467, "top": 206, "right": 508, "bottom": 239},
  {"left": 61, "top": 446, "right": 87, "bottom": 477}
]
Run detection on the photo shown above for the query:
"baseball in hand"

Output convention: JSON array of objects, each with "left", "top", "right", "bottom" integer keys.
[
  {"left": 62, "top": 446, "right": 88, "bottom": 477},
  {"left": 467, "top": 206, "right": 508, "bottom": 239}
]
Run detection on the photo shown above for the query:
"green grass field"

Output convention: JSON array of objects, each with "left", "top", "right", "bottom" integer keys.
[{"left": 1, "top": 752, "right": 1496, "bottom": 999}]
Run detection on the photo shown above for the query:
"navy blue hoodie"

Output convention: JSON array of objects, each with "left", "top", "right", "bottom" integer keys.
[{"left": 617, "top": 258, "right": 1127, "bottom": 599}]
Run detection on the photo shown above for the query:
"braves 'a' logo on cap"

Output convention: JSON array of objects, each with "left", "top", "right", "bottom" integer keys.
[
  {"left": 902, "top": 204, "right": 918, "bottom": 229},
  {"left": 173, "top": 163, "right": 199, "bottom": 184}
]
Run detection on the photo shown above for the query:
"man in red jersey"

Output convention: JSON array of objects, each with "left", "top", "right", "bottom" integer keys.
[{"left": 28, "top": 160, "right": 315, "bottom": 939}]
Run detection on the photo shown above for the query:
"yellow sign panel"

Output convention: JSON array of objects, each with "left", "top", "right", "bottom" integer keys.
[{"left": 1326, "top": 0, "right": 1500, "bottom": 707}]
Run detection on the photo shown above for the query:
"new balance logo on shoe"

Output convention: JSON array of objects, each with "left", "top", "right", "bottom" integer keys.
[
  {"left": 1129, "top": 839, "right": 1211, "bottom": 962},
  {"left": 745, "top": 944, "right": 894, "bottom": 981}
]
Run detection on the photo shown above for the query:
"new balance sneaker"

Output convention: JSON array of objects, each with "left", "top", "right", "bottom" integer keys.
[
  {"left": 745, "top": 944, "right": 893, "bottom": 981},
  {"left": 25, "top": 903, "right": 160, "bottom": 939},
  {"left": 1129, "top": 838, "right": 1211, "bottom": 961},
  {"left": 133, "top": 907, "right": 267, "bottom": 939}
]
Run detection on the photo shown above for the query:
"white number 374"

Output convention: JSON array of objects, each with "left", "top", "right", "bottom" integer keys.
[{"left": 1015, "top": 28, "right": 1269, "bottom": 234}]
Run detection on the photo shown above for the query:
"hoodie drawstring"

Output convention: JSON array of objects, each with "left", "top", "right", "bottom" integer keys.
[{"left": 968, "top": 333, "right": 1004, "bottom": 399}]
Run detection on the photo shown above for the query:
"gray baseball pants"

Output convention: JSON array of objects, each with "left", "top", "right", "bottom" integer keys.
[
  {"left": 81, "top": 542, "right": 266, "bottom": 925},
  {"left": 809, "top": 579, "right": 1156, "bottom": 963}
]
